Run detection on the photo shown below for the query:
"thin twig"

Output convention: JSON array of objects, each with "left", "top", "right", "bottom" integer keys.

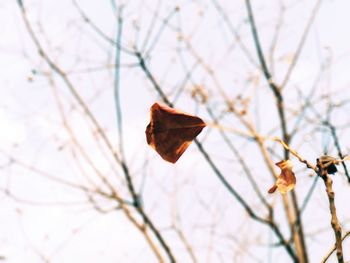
[
  {"left": 113, "top": 5, "right": 126, "bottom": 161},
  {"left": 328, "top": 123, "right": 350, "bottom": 182},
  {"left": 206, "top": 107, "right": 271, "bottom": 209},
  {"left": 211, "top": 0, "right": 258, "bottom": 68},
  {"left": 143, "top": 6, "right": 178, "bottom": 57},
  {"left": 245, "top": 0, "right": 288, "bottom": 147},
  {"left": 322, "top": 231, "right": 350, "bottom": 263},
  {"left": 72, "top": 0, "right": 134, "bottom": 55},
  {"left": 268, "top": 1, "right": 285, "bottom": 75},
  {"left": 280, "top": 0, "right": 323, "bottom": 89},
  {"left": 274, "top": 137, "right": 317, "bottom": 171}
]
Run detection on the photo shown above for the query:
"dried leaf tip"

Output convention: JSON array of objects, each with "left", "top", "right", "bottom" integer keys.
[
  {"left": 146, "top": 103, "right": 206, "bottom": 163},
  {"left": 268, "top": 160, "right": 296, "bottom": 194},
  {"left": 317, "top": 155, "right": 338, "bottom": 175}
]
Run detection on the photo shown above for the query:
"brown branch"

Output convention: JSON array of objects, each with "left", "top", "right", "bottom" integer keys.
[
  {"left": 275, "top": 137, "right": 346, "bottom": 263},
  {"left": 322, "top": 231, "right": 350, "bottom": 263},
  {"left": 317, "top": 159, "right": 344, "bottom": 263},
  {"left": 274, "top": 137, "right": 317, "bottom": 171}
]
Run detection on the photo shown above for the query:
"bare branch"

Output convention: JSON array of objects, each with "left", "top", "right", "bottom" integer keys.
[
  {"left": 317, "top": 159, "right": 344, "bottom": 263},
  {"left": 322, "top": 231, "right": 350, "bottom": 263}
]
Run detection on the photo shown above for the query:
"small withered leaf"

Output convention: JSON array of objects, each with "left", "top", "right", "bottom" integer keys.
[
  {"left": 268, "top": 160, "right": 296, "bottom": 194},
  {"left": 268, "top": 185, "right": 278, "bottom": 194},
  {"left": 146, "top": 103, "right": 206, "bottom": 163},
  {"left": 317, "top": 155, "right": 338, "bottom": 174}
]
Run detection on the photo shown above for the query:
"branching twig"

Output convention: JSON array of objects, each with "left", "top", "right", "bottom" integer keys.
[
  {"left": 274, "top": 137, "right": 317, "bottom": 171},
  {"left": 322, "top": 231, "right": 350, "bottom": 263}
]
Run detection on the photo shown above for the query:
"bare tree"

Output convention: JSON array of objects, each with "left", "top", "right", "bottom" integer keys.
[{"left": 1, "top": 0, "right": 350, "bottom": 262}]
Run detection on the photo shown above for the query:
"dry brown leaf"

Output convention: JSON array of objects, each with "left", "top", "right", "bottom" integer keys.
[
  {"left": 268, "top": 160, "right": 296, "bottom": 194},
  {"left": 146, "top": 103, "right": 206, "bottom": 163}
]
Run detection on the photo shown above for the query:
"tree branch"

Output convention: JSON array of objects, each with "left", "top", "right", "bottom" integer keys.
[
  {"left": 317, "top": 159, "right": 344, "bottom": 263},
  {"left": 322, "top": 231, "right": 350, "bottom": 263}
]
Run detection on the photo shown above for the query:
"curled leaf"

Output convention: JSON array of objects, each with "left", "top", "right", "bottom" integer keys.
[
  {"left": 146, "top": 103, "right": 206, "bottom": 163},
  {"left": 317, "top": 155, "right": 338, "bottom": 174},
  {"left": 268, "top": 160, "right": 296, "bottom": 194}
]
